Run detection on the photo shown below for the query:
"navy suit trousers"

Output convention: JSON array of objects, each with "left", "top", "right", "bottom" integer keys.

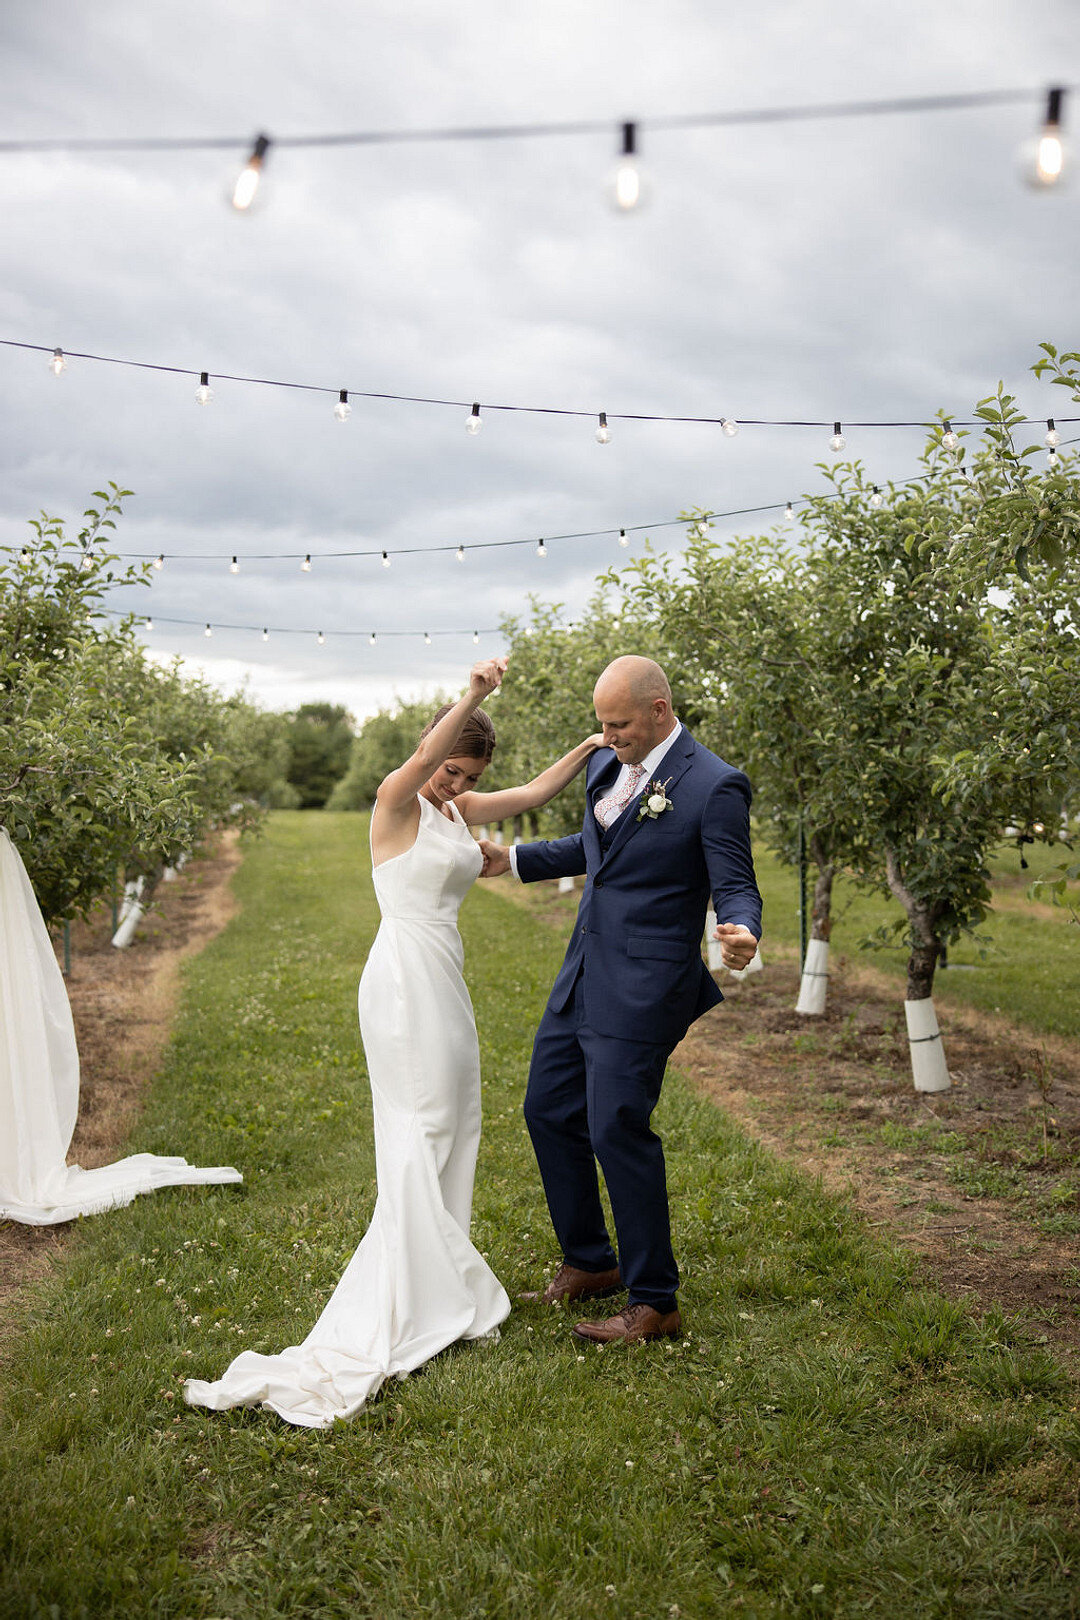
[{"left": 523, "top": 969, "right": 678, "bottom": 1313}]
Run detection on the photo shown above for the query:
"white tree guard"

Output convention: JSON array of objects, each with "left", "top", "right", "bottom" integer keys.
[
  {"left": 904, "top": 997, "right": 951, "bottom": 1092},
  {"left": 796, "top": 937, "right": 830, "bottom": 1016},
  {"left": 112, "top": 877, "right": 145, "bottom": 948}
]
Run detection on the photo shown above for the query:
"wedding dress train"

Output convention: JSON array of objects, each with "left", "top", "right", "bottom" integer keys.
[{"left": 184, "top": 795, "right": 510, "bottom": 1427}]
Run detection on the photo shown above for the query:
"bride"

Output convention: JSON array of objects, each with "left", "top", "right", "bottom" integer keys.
[{"left": 185, "top": 657, "right": 600, "bottom": 1427}]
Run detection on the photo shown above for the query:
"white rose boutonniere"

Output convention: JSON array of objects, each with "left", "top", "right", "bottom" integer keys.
[{"left": 637, "top": 777, "right": 673, "bottom": 821}]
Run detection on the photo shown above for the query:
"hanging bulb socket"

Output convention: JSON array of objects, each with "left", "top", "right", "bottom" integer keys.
[
  {"left": 195, "top": 371, "right": 213, "bottom": 405},
  {"left": 50, "top": 347, "right": 66, "bottom": 376},
  {"left": 424, "top": 632, "right": 432, "bottom": 645},
  {"left": 233, "top": 133, "right": 270, "bottom": 211},
  {"left": 1046, "top": 418, "right": 1060, "bottom": 447},
  {"left": 455, "top": 543, "right": 465, "bottom": 562},
  {"left": 369, "top": 632, "right": 376, "bottom": 645},
  {"left": 204, "top": 623, "right": 213, "bottom": 637},
  {"left": 618, "top": 528, "right": 629, "bottom": 548},
  {"left": 301, "top": 553, "right": 312, "bottom": 572},
  {"left": 317, "top": 630, "right": 325, "bottom": 645},
  {"left": 145, "top": 617, "right": 154, "bottom": 632},
  {"left": 536, "top": 538, "right": 548, "bottom": 558},
  {"left": 466, "top": 402, "right": 482, "bottom": 435},
  {"left": 941, "top": 420, "right": 959, "bottom": 451},
  {"left": 612, "top": 121, "right": 644, "bottom": 211},
  {"left": 1032, "top": 87, "right": 1066, "bottom": 187},
  {"left": 595, "top": 411, "right": 611, "bottom": 444},
  {"left": 381, "top": 550, "right": 391, "bottom": 568},
  {"left": 262, "top": 628, "right": 269, "bottom": 642},
  {"left": 830, "top": 422, "right": 846, "bottom": 452},
  {"left": 784, "top": 501, "right": 794, "bottom": 522},
  {"left": 334, "top": 388, "right": 351, "bottom": 422},
  {"left": 472, "top": 630, "right": 479, "bottom": 645},
  {"left": 229, "top": 555, "right": 240, "bottom": 574},
  {"left": 19, "top": 546, "right": 32, "bottom": 566}
]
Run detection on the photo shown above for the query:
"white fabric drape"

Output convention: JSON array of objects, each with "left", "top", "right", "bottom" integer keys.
[{"left": 0, "top": 828, "right": 241, "bottom": 1225}]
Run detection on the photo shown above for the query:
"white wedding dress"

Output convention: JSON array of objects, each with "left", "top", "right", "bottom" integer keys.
[{"left": 184, "top": 795, "right": 510, "bottom": 1427}]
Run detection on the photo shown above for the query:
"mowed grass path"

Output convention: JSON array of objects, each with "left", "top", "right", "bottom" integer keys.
[{"left": 2, "top": 812, "right": 1078, "bottom": 1620}]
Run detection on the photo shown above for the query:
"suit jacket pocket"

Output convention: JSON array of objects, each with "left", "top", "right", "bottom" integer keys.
[{"left": 626, "top": 936, "right": 695, "bottom": 961}]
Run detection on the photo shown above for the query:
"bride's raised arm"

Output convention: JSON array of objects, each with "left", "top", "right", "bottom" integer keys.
[
  {"left": 373, "top": 658, "right": 506, "bottom": 831},
  {"left": 454, "top": 732, "right": 603, "bottom": 827}
]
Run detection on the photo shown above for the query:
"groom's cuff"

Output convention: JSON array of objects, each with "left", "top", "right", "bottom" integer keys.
[{"left": 508, "top": 844, "right": 522, "bottom": 880}]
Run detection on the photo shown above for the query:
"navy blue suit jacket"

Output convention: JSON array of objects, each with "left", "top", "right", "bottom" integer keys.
[{"left": 515, "top": 728, "right": 762, "bottom": 1046}]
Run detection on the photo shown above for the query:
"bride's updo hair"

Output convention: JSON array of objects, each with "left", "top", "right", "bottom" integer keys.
[{"left": 421, "top": 704, "right": 496, "bottom": 762}]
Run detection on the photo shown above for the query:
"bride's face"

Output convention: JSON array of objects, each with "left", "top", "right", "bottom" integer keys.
[{"left": 426, "top": 754, "right": 489, "bottom": 804}]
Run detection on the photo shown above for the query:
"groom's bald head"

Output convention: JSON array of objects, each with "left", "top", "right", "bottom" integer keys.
[{"left": 593, "top": 656, "right": 676, "bottom": 764}]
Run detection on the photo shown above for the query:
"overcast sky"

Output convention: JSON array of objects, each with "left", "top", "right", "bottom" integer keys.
[{"left": 1, "top": 2, "right": 1076, "bottom": 721}]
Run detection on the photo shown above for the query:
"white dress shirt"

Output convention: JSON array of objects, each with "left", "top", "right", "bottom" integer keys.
[{"left": 508, "top": 722, "right": 682, "bottom": 878}]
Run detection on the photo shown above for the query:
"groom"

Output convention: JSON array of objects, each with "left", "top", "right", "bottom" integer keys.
[{"left": 481, "top": 656, "right": 761, "bottom": 1343}]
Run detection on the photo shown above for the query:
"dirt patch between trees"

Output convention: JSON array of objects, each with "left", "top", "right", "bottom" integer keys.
[
  {"left": 0, "top": 836, "right": 241, "bottom": 1337},
  {"left": 676, "top": 951, "right": 1080, "bottom": 1375}
]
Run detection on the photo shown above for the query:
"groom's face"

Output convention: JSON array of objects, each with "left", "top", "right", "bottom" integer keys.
[{"left": 593, "top": 682, "right": 670, "bottom": 765}]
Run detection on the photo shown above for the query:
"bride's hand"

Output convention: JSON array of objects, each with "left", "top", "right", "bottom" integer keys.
[{"left": 469, "top": 656, "right": 508, "bottom": 699}]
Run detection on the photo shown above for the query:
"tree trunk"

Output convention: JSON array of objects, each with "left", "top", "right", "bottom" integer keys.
[
  {"left": 885, "top": 848, "right": 950, "bottom": 1092},
  {"left": 809, "top": 861, "right": 835, "bottom": 941},
  {"left": 795, "top": 851, "right": 834, "bottom": 1016}
]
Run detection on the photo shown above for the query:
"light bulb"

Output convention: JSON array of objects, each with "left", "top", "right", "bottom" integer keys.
[
  {"left": 830, "top": 421, "right": 846, "bottom": 452},
  {"left": 1048, "top": 448, "right": 1060, "bottom": 469},
  {"left": 536, "top": 538, "right": 547, "bottom": 558},
  {"left": 51, "top": 347, "right": 66, "bottom": 376},
  {"left": 195, "top": 371, "right": 213, "bottom": 405},
  {"left": 19, "top": 546, "right": 31, "bottom": 566},
  {"left": 466, "top": 402, "right": 482, "bottom": 435},
  {"left": 784, "top": 501, "right": 794, "bottom": 522},
  {"left": 472, "top": 630, "right": 479, "bottom": 645},
  {"left": 229, "top": 556, "right": 240, "bottom": 574},
  {"left": 317, "top": 630, "right": 325, "bottom": 645},
  {"left": 1046, "top": 418, "right": 1060, "bottom": 447},
  {"left": 369, "top": 632, "right": 376, "bottom": 645},
  {"left": 456, "top": 543, "right": 465, "bottom": 562},
  {"left": 154, "top": 554, "right": 164, "bottom": 570},
  {"left": 145, "top": 617, "right": 154, "bottom": 632},
  {"left": 612, "top": 121, "right": 645, "bottom": 211},
  {"left": 870, "top": 486, "right": 884, "bottom": 508},
  {"left": 720, "top": 417, "right": 739, "bottom": 438},
  {"left": 941, "top": 420, "right": 959, "bottom": 451},
  {"left": 262, "top": 628, "right": 269, "bottom": 642},
  {"left": 381, "top": 550, "right": 391, "bottom": 568},
  {"left": 232, "top": 133, "right": 270, "bottom": 211},
  {"left": 424, "top": 632, "right": 432, "bottom": 645},
  {"left": 595, "top": 411, "right": 611, "bottom": 444},
  {"left": 1032, "top": 88, "right": 1066, "bottom": 186},
  {"left": 334, "top": 389, "right": 351, "bottom": 422},
  {"left": 618, "top": 528, "right": 629, "bottom": 548},
  {"left": 204, "top": 623, "right": 213, "bottom": 638},
  {"left": 301, "top": 553, "right": 312, "bottom": 572}
]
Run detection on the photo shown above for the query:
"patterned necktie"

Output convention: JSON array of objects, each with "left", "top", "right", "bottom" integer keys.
[{"left": 594, "top": 764, "right": 645, "bottom": 829}]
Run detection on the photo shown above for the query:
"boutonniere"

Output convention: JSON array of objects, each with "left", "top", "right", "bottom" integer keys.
[{"left": 637, "top": 777, "right": 673, "bottom": 821}]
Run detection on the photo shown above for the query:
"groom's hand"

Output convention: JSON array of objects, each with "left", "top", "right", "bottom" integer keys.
[
  {"left": 479, "top": 840, "right": 511, "bottom": 878},
  {"left": 713, "top": 923, "right": 758, "bottom": 971}
]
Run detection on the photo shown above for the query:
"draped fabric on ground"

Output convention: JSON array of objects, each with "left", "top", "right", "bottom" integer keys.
[
  {"left": 0, "top": 828, "right": 242, "bottom": 1226},
  {"left": 184, "top": 794, "right": 510, "bottom": 1428}
]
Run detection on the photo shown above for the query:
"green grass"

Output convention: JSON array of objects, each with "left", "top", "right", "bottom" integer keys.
[
  {"left": 2, "top": 811, "right": 1079, "bottom": 1619},
  {"left": 752, "top": 838, "right": 1080, "bottom": 1040}
]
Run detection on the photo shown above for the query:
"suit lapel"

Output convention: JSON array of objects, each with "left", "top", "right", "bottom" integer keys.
[{"left": 598, "top": 730, "right": 697, "bottom": 869}]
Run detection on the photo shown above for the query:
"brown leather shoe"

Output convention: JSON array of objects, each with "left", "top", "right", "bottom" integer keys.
[
  {"left": 572, "top": 1301, "right": 682, "bottom": 1343},
  {"left": 519, "top": 1262, "right": 623, "bottom": 1306}
]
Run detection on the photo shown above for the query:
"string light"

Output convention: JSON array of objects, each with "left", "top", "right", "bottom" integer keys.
[
  {"left": 195, "top": 371, "right": 213, "bottom": 405},
  {"left": 536, "top": 538, "right": 547, "bottom": 558},
  {"left": 18, "top": 546, "right": 31, "bottom": 565},
  {"left": 618, "top": 529, "right": 629, "bottom": 547},
  {"left": 1046, "top": 418, "right": 1060, "bottom": 447},
  {"left": 830, "top": 422, "right": 846, "bottom": 452},
  {"left": 334, "top": 388, "right": 351, "bottom": 422},
  {"left": 145, "top": 616, "right": 153, "bottom": 631},
  {"left": 595, "top": 412, "right": 611, "bottom": 444},
  {"left": 204, "top": 623, "right": 213, "bottom": 637},
  {"left": 232, "top": 133, "right": 270, "bottom": 211},
  {"left": 472, "top": 630, "right": 479, "bottom": 645},
  {"left": 301, "top": 553, "right": 312, "bottom": 571},
  {"left": 229, "top": 555, "right": 240, "bottom": 574},
  {"left": 424, "top": 631, "right": 432, "bottom": 645},
  {"left": 784, "top": 501, "right": 794, "bottom": 521},
  {"left": 869, "top": 486, "right": 884, "bottom": 507},
  {"left": 381, "top": 550, "right": 391, "bottom": 568},
  {"left": 455, "top": 543, "right": 465, "bottom": 562},
  {"left": 941, "top": 420, "right": 959, "bottom": 450},
  {"left": 154, "top": 553, "right": 164, "bottom": 570},
  {"left": 317, "top": 630, "right": 325, "bottom": 645},
  {"left": 466, "top": 402, "right": 482, "bottom": 435},
  {"left": 50, "top": 347, "right": 66, "bottom": 376},
  {"left": 1048, "top": 447, "right": 1060, "bottom": 469},
  {"left": 1031, "top": 87, "right": 1066, "bottom": 186},
  {"left": 262, "top": 627, "right": 269, "bottom": 641},
  {"left": 612, "top": 121, "right": 644, "bottom": 211},
  {"left": 720, "top": 418, "right": 739, "bottom": 437},
  {"left": 369, "top": 632, "right": 376, "bottom": 645}
]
